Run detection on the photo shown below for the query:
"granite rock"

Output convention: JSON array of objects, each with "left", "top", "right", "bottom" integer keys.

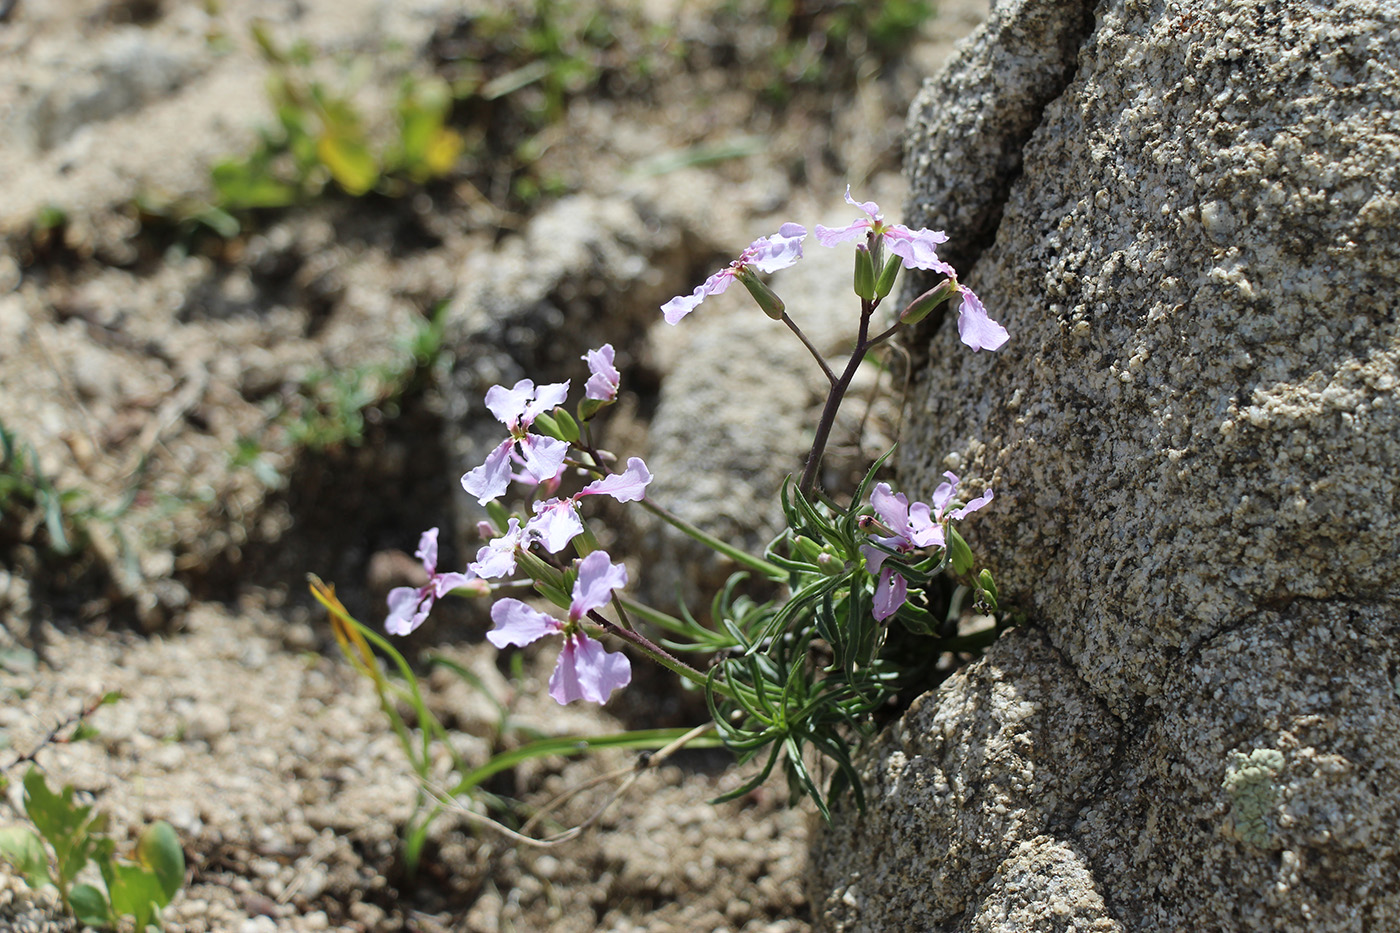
[{"left": 812, "top": 0, "right": 1400, "bottom": 929}]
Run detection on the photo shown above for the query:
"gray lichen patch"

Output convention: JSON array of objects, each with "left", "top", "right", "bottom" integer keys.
[{"left": 1222, "top": 747, "right": 1285, "bottom": 850}]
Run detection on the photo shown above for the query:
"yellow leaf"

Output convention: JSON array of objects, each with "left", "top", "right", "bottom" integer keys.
[{"left": 317, "top": 134, "right": 379, "bottom": 196}]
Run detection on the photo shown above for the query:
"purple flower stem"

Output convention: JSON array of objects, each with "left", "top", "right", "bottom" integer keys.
[
  {"left": 799, "top": 297, "right": 878, "bottom": 497},
  {"left": 585, "top": 609, "right": 718, "bottom": 692},
  {"left": 780, "top": 312, "right": 836, "bottom": 385}
]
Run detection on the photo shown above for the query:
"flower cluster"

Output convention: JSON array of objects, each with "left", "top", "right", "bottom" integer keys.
[
  {"left": 380, "top": 184, "right": 1008, "bottom": 717},
  {"left": 861, "top": 475, "right": 994, "bottom": 621}
]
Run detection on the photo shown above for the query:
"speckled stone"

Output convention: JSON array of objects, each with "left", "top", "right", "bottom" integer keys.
[{"left": 812, "top": 0, "right": 1400, "bottom": 930}]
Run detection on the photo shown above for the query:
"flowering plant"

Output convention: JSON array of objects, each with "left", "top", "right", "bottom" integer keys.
[{"left": 315, "top": 189, "right": 1008, "bottom": 842}]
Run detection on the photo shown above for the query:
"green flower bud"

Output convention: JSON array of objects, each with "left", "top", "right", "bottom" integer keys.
[
  {"left": 853, "top": 244, "right": 876, "bottom": 300},
  {"left": 947, "top": 525, "right": 974, "bottom": 576},
  {"left": 552, "top": 407, "right": 581, "bottom": 444},
  {"left": 531, "top": 412, "right": 566, "bottom": 442},
  {"left": 792, "top": 535, "right": 826, "bottom": 564},
  {"left": 736, "top": 266, "right": 786, "bottom": 320},
  {"left": 874, "top": 253, "right": 902, "bottom": 298},
  {"left": 899, "top": 278, "right": 959, "bottom": 325}
]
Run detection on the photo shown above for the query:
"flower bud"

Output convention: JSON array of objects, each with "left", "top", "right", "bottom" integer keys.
[
  {"left": 874, "top": 253, "right": 901, "bottom": 298},
  {"left": 476, "top": 520, "right": 496, "bottom": 540},
  {"left": 977, "top": 568, "right": 999, "bottom": 610},
  {"left": 898, "top": 278, "right": 959, "bottom": 325},
  {"left": 792, "top": 535, "right": 826, "bottom": 564},
  {"left": 451, "top": 578, "right": 493, "bottom": 598},
  {"left": 736, "top": 266, "right": 786, "bottom": 320},
  {"left": 532, "top": 412, "right": 566, "bottom": 442},
  {"left": 853, "top": 244, "right": 876, "bottom": 301}
]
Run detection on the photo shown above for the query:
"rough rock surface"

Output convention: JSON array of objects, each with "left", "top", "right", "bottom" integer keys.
[{"left": 812, "top": 0, "right": 1400, "bottom": 930}]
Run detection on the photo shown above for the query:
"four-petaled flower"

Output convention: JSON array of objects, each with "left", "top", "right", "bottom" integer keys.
[
  {"left": 661, "top": 223, "right": 807, "bottom": 324},
  {"left": 861, "top": 475, "right": 994, "bottom": 621},
  {"left": 461, "top": 379, "right": 571, "bottom": 505},
  {"left": 816, "top": 187, "right": 955, "bottom": 274},
  {"left": 487, "top": 550, "right": 632, "bottom": 704},
  {"left": 527, "top": 458, "right": 653, "bottom": 553},
  {"left": 386, "top": 528, "right": 484, "bottom": 635},
  {"left": 583, "top": 344, "right": 620, "bottom": 402},
  {"left": 471, "top": 517, "right": 530, "bottom": 579}
]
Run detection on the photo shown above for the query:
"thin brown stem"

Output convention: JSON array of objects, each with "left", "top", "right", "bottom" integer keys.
[{"left": 799, "top": 298, "right": 878, "bottom": 496}]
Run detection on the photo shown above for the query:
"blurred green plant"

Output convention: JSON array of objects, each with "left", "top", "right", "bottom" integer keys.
[
  {"left": 209, "top": 24, "right": 464, "bottom": 216},
  {"left": 0, "top": 769, "right": 185, "bottom": 931},
  {"left": 0, "top": 419, "right": 82, "bottom": 555},
  {"left": 725, "top": 0, "right": 936, "bottom": 102},
  {"left": 0, "top": 419, "right": 145, "bottom": 583}
]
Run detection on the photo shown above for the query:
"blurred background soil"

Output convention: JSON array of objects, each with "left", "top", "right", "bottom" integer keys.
[{"left": 0, "top": 1, "right": 986, "bottom": 929}]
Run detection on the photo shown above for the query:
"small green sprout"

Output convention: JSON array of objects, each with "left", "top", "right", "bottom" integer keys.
[{"left": 0, "top": 769, "right": 185, "bottom": 931}]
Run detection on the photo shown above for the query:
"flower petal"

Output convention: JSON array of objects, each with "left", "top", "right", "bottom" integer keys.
[
  {"left": 814, "top": 219, "right": 871, "bottom": 248},
  {"left": 741, "top": 226, "right": 807, "bottom": 274},
  {"left": 414, "top": 527, "right": 440, "bottom": 575},
  {"left": 579, "top": 457, "right": 652, "bottom": 503},
  {"left": 905, "top": 501, "right": 944, "bottom": 548},
  {"left": 882, "top": 224, "right": 954, "bottom": 273},
  {"left": 517, "top": 434, "right": 571, "bottom": 486},
  {"left": 461, "top": 439, "right": 515, "bottom": 504},
  {"left": 472, "top": 518, "right": 527, "bottom": 579},
  {"left": 843, "top": 185, "right": 881, "bottom": 219},
  {"left": 527, "top": 498, "right": 584, "bottom": 554},
  {"left": 870, "top": 482, "right": 910, "bottom": 532},
  {"left": 872, "top": 568, "right": 908, "bottom": 622},
  {"left": 931, "top": 472, "right": 960, "bottom": 514},
  {"left": 487, "top": 598, "right": 561, "bottom": 649},
  {"left": 583, "top": 344, "right": 620, "bottom": 401},
  {"left": 661, "top": 286, "right": 707, "bottom": 325},
  {"left": 549, "top": 633, "right": 631, "bottom": 704},
  {"left": 385, "top": 586, "right": 429, "bottom": 636},
  {"left": 956, "top": 288, "right": 1010, "bottom": 352},
  {"left": 952, "top": 487, "right": 995, "bottom": 520},
  {"left": 432, "top": 571, "right": 480, "bottom": 598},
  {"left": 522, "top": 380, "right": 571, "bottom": 424},
  {"left": 860, "top": 541, "right": 893, "bottom": 576},
  {"left": 570, "top": 550, "right": 628, "bottom": 619},
  {"left": 484, "top": 379, "right": 536, "bottom": 429}
]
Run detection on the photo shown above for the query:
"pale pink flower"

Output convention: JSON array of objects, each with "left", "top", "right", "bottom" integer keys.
[
  {"left": 385, "top": 528, "right": 484, "bottom": 635},
  {"left": 861, "top": 476, "right": 994, "bottom": 621},
  {"left": 815, "top": 187, "right": 954, "bottom": 274},
  {"left": 487, "top": 550, "right": 632, "bottom": 704},
  {"left": 661, "top": 224, "right": 807, "bottom": 324},
  {"left": 526, "top": 458, "right": 653, "bottom": 553},
  {"left": 954, "top": 287, "right": 1009, "bottom": 352},
  {"left": 461, "top": 379, "right": 571, "bottom": 505},
  {"left": 582, "top": 344, "right": 620, "bottom": 401}
]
